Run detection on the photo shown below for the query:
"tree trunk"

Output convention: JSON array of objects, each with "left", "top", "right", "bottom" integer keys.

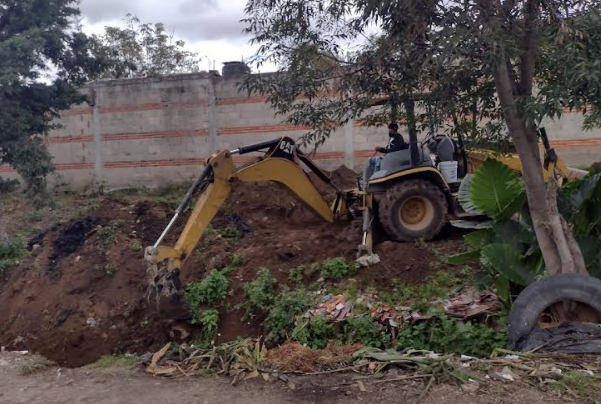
[
  {"left": 0, "top": 198, "right": 7, "bottom": 241},
  {"left": 493, "top": 59, "right": 587, "bottom": 276}
]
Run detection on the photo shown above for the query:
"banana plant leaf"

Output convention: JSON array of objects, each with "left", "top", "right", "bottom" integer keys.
[
  {"left": 470, "top": 159, "right": 525, "bottom": 220},
  {"left": 480, "top": 243, "right": 537, "bottom": 287}
]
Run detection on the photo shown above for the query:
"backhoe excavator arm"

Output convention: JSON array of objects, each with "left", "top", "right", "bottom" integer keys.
[{"left": 145, "top": 137, "right": 345, "bottom": 300}]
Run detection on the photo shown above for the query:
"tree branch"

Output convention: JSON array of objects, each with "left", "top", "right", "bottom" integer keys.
[{"left": 518, "top": 0, "right": 538, "bottom": 96}]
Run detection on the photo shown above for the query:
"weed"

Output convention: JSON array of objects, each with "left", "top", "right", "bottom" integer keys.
[
  {"left": 346, "top": 283, "right": 360, "bottom": 303},
  {"left": 22, "top": 209, "right": 43, "bottom": 223},
  {"left": 243, "top": 268, "right": 277, "bottom": 314},
  {"left": 264, "top": 287, "right": 312, "bottom": 342},
  {"left": 185, "top": 269, "right": 229, "bottom": 310},
  {"left": 89, "top": 355, "right": 139, "bottom": 369},
  {"left": 288, "top": 266, "right": 305, "bottom": 285},
  {"left": 97, "top": 220, "right": 124, "bottom": 247},
  {"left": 204, "top": 225, "right": 217, "bottom": 235},
  {"left": 381, "top": 271, "right": 459, "bottom": 306},
  {"left": 19, "top": 355, "right": 54, "bottom": 375},
  {"left": 130, "top": 239, "right": 143, "bottom": 252},
  {"left": 220, "top": 226, "right": 240, "bottom": 239},
  {"left": 291, "top": 315, "right": 335, "bottom": 349},
  {"left": 344, "top": 316, "right": 389, "bottom": 348},
  {"left": 0, "top": 238, "right": 25, "bottom": 273},
  {"left": 320, "top": 258, "right": 359, "bottom": 280},
  {"left": 230, "top": 253, "right": 243, "bottom": 267},
  {"left": 288, "top": 264, "right": 319, "bottom": 285},
  {"left": 199, "top": 308, "right": 220, "bottom": 342},
  {"left": 396, "top": 312, "right": 507, "bottom": 357},
  {"left": 563, "top": 370, "right": 597, "bottom": 398}
]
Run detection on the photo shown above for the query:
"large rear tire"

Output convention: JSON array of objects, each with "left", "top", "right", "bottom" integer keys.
[{"left": 378, "top": 179, "right": 448, "bottom": 242}]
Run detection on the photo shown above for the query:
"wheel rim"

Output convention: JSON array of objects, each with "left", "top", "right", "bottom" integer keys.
[{"left": 399, "top": 196, "right": 435, "bottom": 231}]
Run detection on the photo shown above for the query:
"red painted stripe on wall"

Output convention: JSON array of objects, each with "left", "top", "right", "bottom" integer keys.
[
  {"left": 47, "top": 135, "right": 95, "bottom": 144},
  {"left": 102, "top": 129, "right": 209, "bottom": 141},
  {"left": 217, "top": 96, "right": 269, "bottom": 105}
]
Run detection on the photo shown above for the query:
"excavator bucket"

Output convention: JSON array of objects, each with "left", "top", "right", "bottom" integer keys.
[{"left": 144, "top": 137, "right": 345, "bottom": 315}]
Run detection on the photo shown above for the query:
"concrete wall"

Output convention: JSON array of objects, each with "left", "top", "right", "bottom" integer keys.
[{"left": 1, "top": 72, "right": 600, "bottom": 189}]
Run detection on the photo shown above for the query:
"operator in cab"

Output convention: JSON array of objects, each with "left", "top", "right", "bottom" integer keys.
[{"left": 369, "top": 122, "right": 408, "bottom": 171}]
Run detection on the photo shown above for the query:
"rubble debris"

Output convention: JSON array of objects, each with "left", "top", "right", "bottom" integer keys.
[
  {"left": 305, "top": 295, "right": 353, "bottom": 322},
  {"left": 443, "top": 288, "right": 500, "bottom": 319}
]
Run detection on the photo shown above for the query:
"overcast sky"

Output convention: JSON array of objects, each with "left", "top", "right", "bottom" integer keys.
[{"left": 78, "top": 0, "right": 272, "bottom": 73}]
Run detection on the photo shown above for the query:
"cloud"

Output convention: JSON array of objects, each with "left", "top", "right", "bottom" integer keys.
[{"left": 79, "top": 0, "right": 247, "bottom": 42}]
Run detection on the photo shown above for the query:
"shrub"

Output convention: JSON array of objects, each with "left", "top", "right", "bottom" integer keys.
[
  {"left": 243, "top": 268, "right": 277, "bottom": 313},
  {"left": 264, "top": 287, "right": 312, "bottom": 342},
  {"left": 185, "top": 269, "right": 229, "bottom": 310},
  {"left": 344, "top": 316, "right": 389, "bottom": 348},
  {"left": 0, "top": 238, "right": 25, "bottom": 273},
  {"left": 396, "top": 312, "right": 507, "bottom": 357},
  {"left": 291, "top": 315, "right": 335, "bottom": 349},
  {"left": 320, "top": 258, "right": 359, "bottom": 280},
  {"left": 199, "top": 308, "right": 220, "bottom": 341}
]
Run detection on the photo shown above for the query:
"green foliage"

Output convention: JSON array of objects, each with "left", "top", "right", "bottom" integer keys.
[
  {"left": 185, "top": 269, "right": 229, "bottom": 310},
  {"left": 97, "top": 220, "right": 124, "bottom": 247},
  {"left": 230, "top": 254, "right": 243, "bottom": 267},
  {"left": 0, "top": 238, "right": 25, "bottom": 273},
  {"left": 291, "top": 315, "right": 335, "bottom": 349},
  {"left": 264, "top": 287, "right": 312, "bottom": 342},
  {"left": 381, "top": 271, "right": 459, "bottom": 306},
  {"left": 397, "top": 313, "right": 507, "bottom": 357},
  {"left": 468, "top": 159, "right": 525, "bottom": 220},
  {"left": 22, "top": 209, "right": 43, "bottom": 223},
  {"left": 320, "top": 258, "right": 359, "bottom": 280},
  {"left": 243, "top": 268, "right": 277, "bottom": 314},
  {"left": 130, "top": 239, "right": 143, "bottom": 252},
  {"left": 199, "top": 309, "right": 220, "bottom": 341},
  {"left": 0, "top": 178, "right": 19, "bottom": 194},
  {"left": 0, "top": 0, "right": 115, "bottom": 198},
  {"left": 344, "top": 316, "right": 389, "bottom": 348},
  {"left": 94, "top": 14, "right": 201, "bottom": 79}
]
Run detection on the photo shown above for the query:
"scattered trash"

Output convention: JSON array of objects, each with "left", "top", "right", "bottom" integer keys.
[
  {"left": 443, "top": 289, "right": 500, "bottom": 319},
  {"left": 305, "top": 295, "right": 353, "bottom": 322},
  {"left": 86, "top": 317, "right": 97, "bottom": 328}
]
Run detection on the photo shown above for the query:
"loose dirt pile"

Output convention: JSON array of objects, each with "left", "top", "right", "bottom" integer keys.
[{"left": 0, "top": 167, "right": 464, "bottom": 367}]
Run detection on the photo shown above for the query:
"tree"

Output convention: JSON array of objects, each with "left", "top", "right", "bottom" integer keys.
[
  {"left": 94, "top": 14, "right": 202, "bottom": 78},
  {"left": 242, "top": 0, "right": 601, "bottom": 275},
  {"left": 0, "top": 0, "right": 113, "bottom": 237}
]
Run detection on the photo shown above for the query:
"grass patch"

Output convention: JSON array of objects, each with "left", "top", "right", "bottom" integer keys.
[
  {"left": 563, "top": 370, "right": 598, "bottom": 399},
  {"left": 396, "top": 311, "right": 507, "bottom": 357},
  {"left": 380, "top": 271, "right": 460, "bottom": 307},
  {"left": 97, "top": 220, "right": 124, "bottom": 247},
  {"left": 0, "top": 238, "right": 26, "bottom": 273},
  {"left": 19, "top": 355, "right": 54, "bottom": 375},
  {"left": 130, "top": 239, "right": 143, "bottom": 252},
  {"left": 90, "top": 355, "right": 139, "bottom": 369}
]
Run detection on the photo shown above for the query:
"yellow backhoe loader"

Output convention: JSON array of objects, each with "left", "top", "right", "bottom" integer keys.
[{"left": 145, "top": 128, "right": 584, "bottom": 302}]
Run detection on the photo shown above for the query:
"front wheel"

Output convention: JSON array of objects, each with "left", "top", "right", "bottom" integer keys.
[{"left": 378, "top": 179, "right": 448, "bottom": 242}]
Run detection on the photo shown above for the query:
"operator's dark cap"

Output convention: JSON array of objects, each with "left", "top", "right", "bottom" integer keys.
[{"left": 388, "top": 123, "right": 399, "bottom": 130}]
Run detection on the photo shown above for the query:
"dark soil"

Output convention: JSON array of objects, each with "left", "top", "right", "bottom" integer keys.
[{"left": 0, "top": 167, "right": 466, "bottom": 367}]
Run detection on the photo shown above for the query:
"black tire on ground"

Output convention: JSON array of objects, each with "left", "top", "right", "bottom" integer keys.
[
  {"left": 508, "top": 274, "right": 601, "bottom": 349},
  {"left": 378, "top": 179, "right": 448, "bottom": 242}
]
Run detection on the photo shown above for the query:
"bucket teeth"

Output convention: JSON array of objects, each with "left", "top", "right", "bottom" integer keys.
[{"left": 144, "top": 247, "right": 182, "bottom": 304}]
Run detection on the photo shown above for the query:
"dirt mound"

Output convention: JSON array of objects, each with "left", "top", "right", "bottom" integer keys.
[{"left": 0, "top": 167, "right": 457, "bottom": 367}]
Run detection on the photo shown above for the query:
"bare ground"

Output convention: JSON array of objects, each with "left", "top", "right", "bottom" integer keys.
[{"left": 0, "top": 352, "right": 570, "bottom": 404}]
